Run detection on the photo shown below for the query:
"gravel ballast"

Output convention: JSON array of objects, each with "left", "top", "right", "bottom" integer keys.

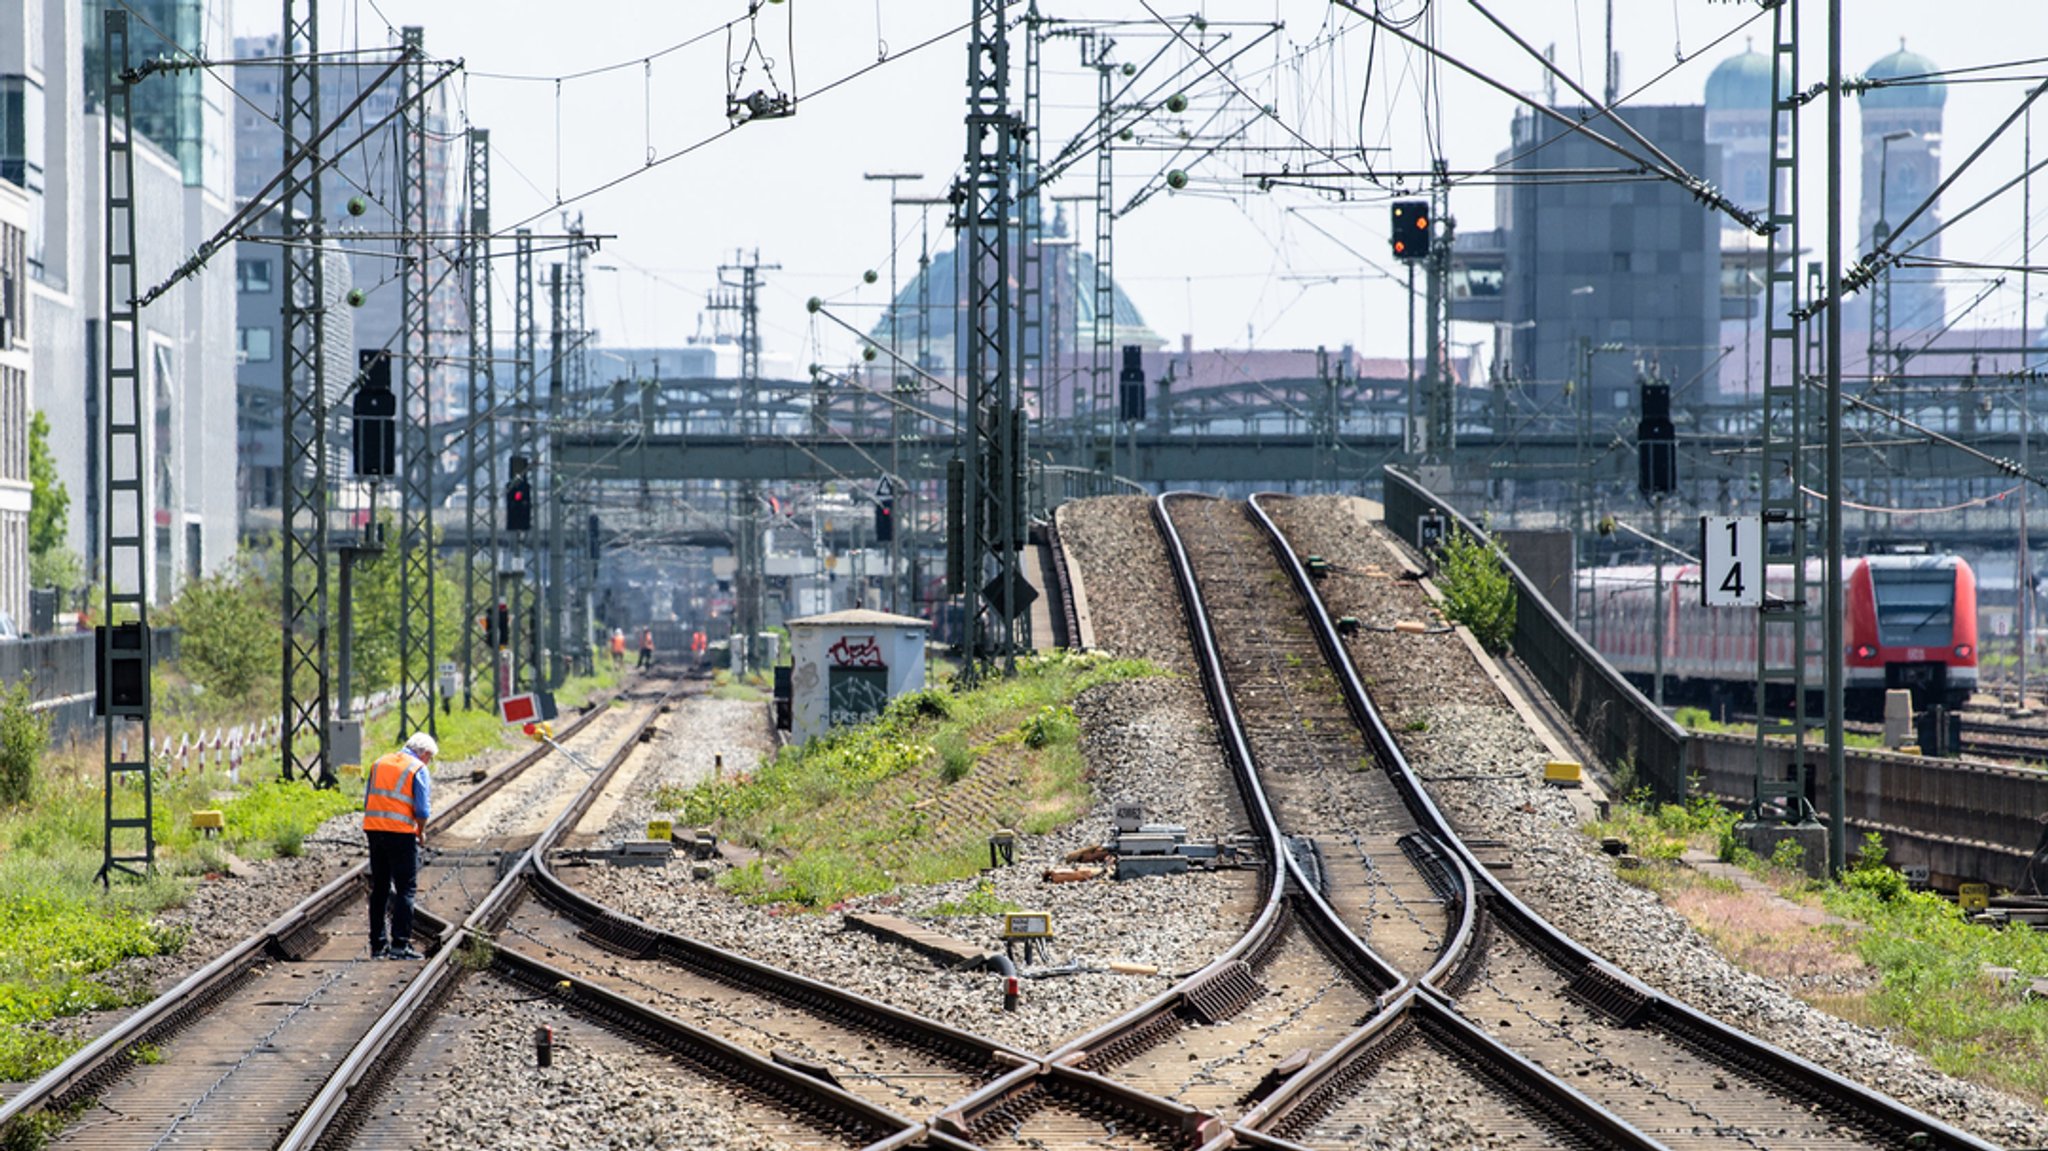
[{"left": 1271, "top": 493, "right": 2048, "bottom": 1147}]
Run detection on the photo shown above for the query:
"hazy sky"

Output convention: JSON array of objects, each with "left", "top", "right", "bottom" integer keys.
[{"left": 231, "top": 1, "right": 2044, "bottom": 372}]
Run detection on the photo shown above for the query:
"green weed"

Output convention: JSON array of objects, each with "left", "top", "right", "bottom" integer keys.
[
  {"left": 928, "top": 877, "right": 1019, "bottom": 917},
  {"left": 1434, "top": 527, "right": 1516, "bottom": 652},
  {"left": 687, "top": 651, "right": 1154, "bottom": 908}
]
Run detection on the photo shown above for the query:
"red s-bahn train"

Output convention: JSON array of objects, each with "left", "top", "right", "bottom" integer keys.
[{"left": 1585, "top": 552, "right": 1978, "bottom": 717}]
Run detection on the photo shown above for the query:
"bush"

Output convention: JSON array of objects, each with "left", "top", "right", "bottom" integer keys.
[
  {"left": 164, "top": 558, "right": 278, "bottom": 702},
  {"left": 0, "top": 680, "right": 47, "bottom": 807},
  {"left": 1434, "top": 527, "right": 1516, "bottom": 652}
]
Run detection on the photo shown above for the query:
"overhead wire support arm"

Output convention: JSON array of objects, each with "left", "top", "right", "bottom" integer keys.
[
  {"left": 1465, "top": 0, "right": 1764, "bottom": 231},
  {"left": 1813, "top": 75, "right": 2048, "bottom": 318},
  {"left": 1330, "top": 0, "right": 1771, "bottom": 235},
  {"left": 1029, "top": 20, "right": 1280, "bottom": 195},
  {"left": 136, "top": 51, "right": 457, "bottom": 308}
]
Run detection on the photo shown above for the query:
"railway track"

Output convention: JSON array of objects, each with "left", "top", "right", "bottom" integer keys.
[
  {"left": 0, "top": 688, "right": 629, "bottom": 1149},
  {"left": 1146, "top": 492, "right": 1660, "bottom": 1150},
  {"left": 1235, "top": 492, "right": 1999, "bottom": 1150},
  {"left": 282, "top": 686, "right": 1056, "bottom": 1150}
]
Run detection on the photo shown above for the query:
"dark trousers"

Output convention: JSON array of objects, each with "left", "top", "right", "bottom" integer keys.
[
  {"left": 366, "top": 829, "right": 419, "bottom": 952},
  {"left": 638, "top": 648, "right": 653, "bottom": 668}
]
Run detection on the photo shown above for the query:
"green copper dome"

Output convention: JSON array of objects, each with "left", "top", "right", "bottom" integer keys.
[
  {"left": 1863, "top": 41, "right": 1945, "bottom": 111},
  {"left": 1705, "top": 44, "right": 1772, "bottom": 111}
]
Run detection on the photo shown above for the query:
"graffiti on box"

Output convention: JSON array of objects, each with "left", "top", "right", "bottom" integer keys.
[
  {"left": 828, "top": 634, "right": 885, "bottom": 668},
  {"left": 828, "top": 666, "right": 890, "bottom": 728}
]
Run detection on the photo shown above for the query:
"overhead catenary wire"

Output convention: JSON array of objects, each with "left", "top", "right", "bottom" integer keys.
[{"left": 499, "top": 9, "right": 988, "bottom": 234}]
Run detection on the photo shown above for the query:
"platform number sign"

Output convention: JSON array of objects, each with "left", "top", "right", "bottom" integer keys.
[{"left": 1700, "top": 515, "right": 1762, "bottom": 607}]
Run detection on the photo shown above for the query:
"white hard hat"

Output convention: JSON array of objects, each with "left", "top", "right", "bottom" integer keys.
[{"left": 405, "top": 732, "right": 439, "bottom": 758}]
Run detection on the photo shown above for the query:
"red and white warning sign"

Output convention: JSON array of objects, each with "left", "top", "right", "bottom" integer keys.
[{"left": 500, "top": 693, "right": 539, "bottom": 726}]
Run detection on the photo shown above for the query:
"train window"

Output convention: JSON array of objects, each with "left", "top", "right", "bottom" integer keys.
[{"left": 1868, "top": 569, "right": 1954, "bottom": 648}]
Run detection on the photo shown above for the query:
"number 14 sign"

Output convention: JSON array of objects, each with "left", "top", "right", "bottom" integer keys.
[{"left": 1700, "top": 515, "right": 1761, "bottom": 607}]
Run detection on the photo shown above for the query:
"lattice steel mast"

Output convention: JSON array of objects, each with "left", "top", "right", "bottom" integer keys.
[
  {"left": 396, "top": 26, "right": 436, "bottom": 736},
  {"left": 278, "top": 0, "right": 331, "bottom": 784},
  {"left": 953, "top": 0, "right": 1024, "bottom": 674},
  {"left": 461, "top": 129, "right": 496, "bottom": 709},
  {"left": 545, "top": 262, "right": 565, "bottom": 686},
  {"left": 565, "top": 217, "right": 593, "bottom": 672},
  {"left": 709, "top": 253, "right": 773, "bottom": 675},
  {"left": 1018, "top": 4, "right": 1046, "bottom": 460},
  {"left": 1089, "top": 39, "right": 1116, "bottom": 477},
  {"left": 98, "top": 9, "right": 155, "bottom": 882},
  {"left": 513, "top": 229, "right": 538, "bottom": 691},
  {"left": 1754, "top": 1, "right": 1821, "bottom": 826}
]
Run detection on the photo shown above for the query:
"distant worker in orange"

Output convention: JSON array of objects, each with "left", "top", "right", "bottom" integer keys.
[
  {"left": 638, "top": 627, "right": 655, "bottom": 669},
  {"left": 363, "top": 732, "right": 435, "bottom": 960},
  {"left": 609, "top": 628, "right": 626, "bottom": 670}
]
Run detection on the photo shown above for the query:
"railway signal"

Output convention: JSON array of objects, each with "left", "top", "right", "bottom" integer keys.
[
  {"left": 506, "top": 454, "right": 533, "bottom": 532},
  {"left": 1637, "top": 375, "right": 1677, "bottom": 496},
  {"left": 351, "top": 350, "right": 397, "bottom": 477},
  {"left": 875, "top": 480, "right": 895, "bottom": 543},
  {"left": 1390, "top": 199, "right": 1430, "bottom": 261}
]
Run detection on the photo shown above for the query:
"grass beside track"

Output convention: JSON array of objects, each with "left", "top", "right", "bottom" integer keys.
[
  {"left": 1594, "top": 796, "right": 2048, "bottom": 1106},
  {"left": 0, "top": 663, "right": 621, "bottom": 1083},
  {"left": 661, "top": 651, "right": 1155, "bottom": 909}
]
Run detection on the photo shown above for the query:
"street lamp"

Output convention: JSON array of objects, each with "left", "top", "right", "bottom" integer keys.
[
  {"left": 1871, "top": 131, "right": 1914, "bottom": 380},
  {"left": 864, "top": 172, "right": 923, "bottom": 615}
]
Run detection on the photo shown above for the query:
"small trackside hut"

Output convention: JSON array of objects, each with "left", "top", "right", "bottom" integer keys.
[{"left": 786, "top": 609, "right": 930, "bottom": 745}]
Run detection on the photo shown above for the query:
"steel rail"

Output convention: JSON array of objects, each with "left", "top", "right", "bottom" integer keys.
[
  {"left": 1148, "top": 492, "right": 1654, "bottom": 1147},
  {"left": 1238, "top": 988, "right": 1666, "bottom": 1150},
  {"left": 1044, "top": 516, "right": 1085, "bottom": 652},
  {"left": 0, "top": 690, "right": 621, "bottom": 1138},
  {"left": 1245, "top": 492, "right": 2004, "bottom": 1151},
  {"left": 527, "top": 851, "right": 1031, "bottom": 1074},
  {"left": 288, "top": 684, "right": 1037, "bottom": 1150},
  {"left": 279, "top": 688, "right": 684, "bottom": 1148},
  {"left": 486, "top": 945, "right": 921, "bottom": 1147},
  {"left": 924, "top": 492, "right": 1404, "bottom": 1148}
]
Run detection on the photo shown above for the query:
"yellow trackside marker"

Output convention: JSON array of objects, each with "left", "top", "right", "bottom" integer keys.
[
  {"left": 1542, "top": 761, "right": 1583, "bottom": 787},
  {"left": 647, "top": 819, "right": 673, "bottom": 841},
  {"left": 191, "top": 810, "right": 225, "bottom": 834},
  {"left": 1958, "top": 883, "right": 1990, "bottom": 912}
]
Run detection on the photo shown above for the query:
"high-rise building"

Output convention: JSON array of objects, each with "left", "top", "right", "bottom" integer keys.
[
  {"left": 2, "top": 0, "right": 238, "bottom": 603},
  {"left": 231, "top": 32, "right": 464, "bottom": 486},
  {"left": 0, "top": 180, "right": 31, "bottom": 630},
  {"left": 1458, "top": 105, "right": 1723, "bottom": 411}
]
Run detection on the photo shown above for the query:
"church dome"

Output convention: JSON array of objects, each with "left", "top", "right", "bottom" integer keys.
[
  {"left": 1705, "top": 44, "right": 1772, "bottom": 111},
  {"left": 1863, "top": 41, "right": 1945, "bottom": 111}
]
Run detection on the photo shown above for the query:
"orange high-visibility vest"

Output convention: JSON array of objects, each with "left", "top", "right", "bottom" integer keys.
[
  {"left": 610, "top": 633, "right": 626, "bottom": 655},
  {"left": 362, "top": 751, "right": 425, "bottom": 835}
]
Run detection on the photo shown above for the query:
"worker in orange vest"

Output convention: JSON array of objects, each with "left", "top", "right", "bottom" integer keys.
[
  {"left": 363, "top": 732, "right": 436, "bottom": 960},
  {"left": 638, "top": 627, "right": 655, "bottom": 669},
  {"left": 609, "top": 628, "right": 626, "bottom": 669}
]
